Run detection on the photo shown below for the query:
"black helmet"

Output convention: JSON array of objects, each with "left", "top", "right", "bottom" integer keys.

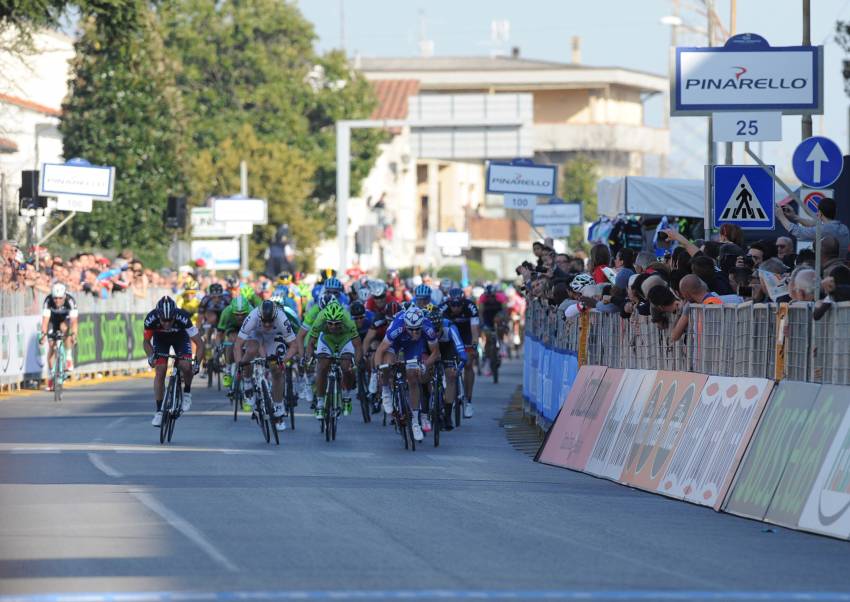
[
  {"left": 259, "top": 299, "right": 277, "bottom": 323},
  {"left": 350, "top": 300, "right": 366, "bottom": 318},
  {"left": 156, "top": 296, "right": 177, "bottom": 321},
  {"left": 209, "top": 283, "right": 223, "bottom": 295}
]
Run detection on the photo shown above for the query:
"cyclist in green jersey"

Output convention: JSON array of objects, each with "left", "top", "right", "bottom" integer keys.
[
  {"left": 305, "top": 300, "right": 362, "bottom": 418},
  {"left": 217, "top": 295, "right": 252, "bottom": 387}
]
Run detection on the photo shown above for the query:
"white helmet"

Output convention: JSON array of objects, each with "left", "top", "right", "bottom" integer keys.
[
  {"left": 403, "top": 306, "right": 426, "bottom": 329},
  {"left": 52, "top": 282, "right": 67, "bottom": 298},
  {"left": 370, "top": 281, "right": 387, "bottom": 298},
  {"left": 569, "top": 273, "right": 594, "bottom": 293},
  {"left": 357, "top": 287, "right": 370, "bottom": 302}
]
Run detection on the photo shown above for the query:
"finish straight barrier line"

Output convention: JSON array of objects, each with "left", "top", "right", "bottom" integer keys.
[{"left": 525, "top": 300, "right": 850, "bottom": 541}]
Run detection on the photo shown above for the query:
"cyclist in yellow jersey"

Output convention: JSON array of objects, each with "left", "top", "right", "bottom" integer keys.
[{"left": 177, "top": 280, "right": 202, "bottom": 322}]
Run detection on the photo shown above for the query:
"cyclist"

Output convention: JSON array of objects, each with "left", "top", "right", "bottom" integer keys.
[
  {"left": 427, "top": 304, "right": 467, "bottom": 431},
  {"left": 441, "top": 287, "right": 479, "bottom": 418},
  {"left": 177, "top": 279, "right": 202, "bottom": 322},
  {"left": 374, "top": 305, "right": 439, "bottom": 442},
  {"left": 478, "top": 284, "right": 507, "bottom": 371},
  {"left": 143, "top": 296, "right": 204, "bottom": 427},
  {"left": 233, "top": 300, "right": 298, "bottom": 431},
  {"left": 305, "top": 299, "right": 363, "bottom": 418},
  {"left": 365, "top": 281, "right": 390, "bottom": 313},
  {"left": 40, "top": 282, "right": 78, "bottom": 391},
  {"left": 322, "top": 276, "right": 350, "bottom": 307},
  {"left": 274, "top": 271, "right": 302, "bottom": 316},
  {"left": 413, "top": 283, "right": 433, "bottom": 309},
  {"left": 505, "top": 286, "right": 526, "bottom": 348},
  {"left": 217, "top": 295, "right": 253, "bottom": 389}
]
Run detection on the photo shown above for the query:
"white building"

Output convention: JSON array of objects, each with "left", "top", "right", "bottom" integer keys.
[
  {"left": 316, "top": 52, "right": 669, "bottom": 278},
  {"left": 0, "top": 28, "right": 74, "bottom": 241}
]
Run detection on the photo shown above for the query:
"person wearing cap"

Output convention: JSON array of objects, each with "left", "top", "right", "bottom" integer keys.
[{"left": 777, "top": 197, "right": 849, "bottom": 259}]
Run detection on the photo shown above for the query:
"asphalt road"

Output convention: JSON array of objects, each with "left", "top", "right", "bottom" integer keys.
[{"left": 1, "top": 359, "right": 849, "bottom": 601}]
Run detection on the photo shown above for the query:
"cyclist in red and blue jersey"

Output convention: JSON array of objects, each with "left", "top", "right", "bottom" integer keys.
[
  {"left": 426, "top": 305, "right": 467, "bottom": 431},
  {"left": 440, "top": 287, "right": 479, "bottom": 417}
]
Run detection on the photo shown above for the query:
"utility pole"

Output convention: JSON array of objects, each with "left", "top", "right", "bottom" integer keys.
[
  {"left": 724, "top": 0, "right": 736, "bottom": 165},
  {"left": 240, "top": 160, "right": 249, "bottom": 274},
  {"left": 802, "top": 0, "right": 813, "bottom": 140},
  {"left": 705, "top": 0, "right": 717, "bottom": 241},
  {"left": 339, "top": 0, "right": 345, "bottom": 52}
]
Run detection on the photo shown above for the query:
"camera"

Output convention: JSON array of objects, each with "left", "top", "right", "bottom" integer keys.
[{"left": 657, "top": 231, "right": 668, "bottom": 243}]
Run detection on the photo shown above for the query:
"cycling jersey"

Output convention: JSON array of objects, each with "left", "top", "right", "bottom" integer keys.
[
  {"left": 301, "top": 303, "right": 323, "bottom": 332},
  {"left": 354, "top": 310, "right": 374, "bottom": 340},
  {"left": 42, "top": 294, "right": 79, "bottom": 330},
  {"left": 434, "top": 319, "right": 468, "bottom": 364},
  {"left": 143, "top": 308, "right": 198, "bottom": 363},
  {"left": 177, "top": 292, "right": 202, "bottom": 318},
  {"left": 385, "top": 314, "right": 437, "bottom": 359},
  {"left": 307, "top": 307, "right": 359, "bottom": 354},
  {"left": 198, "top": 293, "right": 230, "bottom": 316},
  {"left": 217, "top": 305, "right": 248, "bottom": 334},
  {"left": 365, "top": 294, "right": 392, "bottom": 314},
  {"left": 237, "top": 307, "right": 297, "bottom": 356},
  {"left": 440, "top": 300, "right": 479, "bottom": 345},
  {"left": 478, "top": 292, "right": 507, "bottom": 329}
]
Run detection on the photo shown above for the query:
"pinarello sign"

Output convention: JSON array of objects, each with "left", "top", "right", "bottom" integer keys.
[{"left": 672, "top": 33, "right": 823, "bottom": 116}]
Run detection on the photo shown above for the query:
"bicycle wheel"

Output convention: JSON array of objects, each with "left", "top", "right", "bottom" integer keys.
[
  {"left": 324, "top": 377, "right": 334, "bottom": 442},
  {"left": 53, "top": 343, "right": 64, "bottom": 402},
  {"left": 454, "top": 374, "right": 463, "bottom": 428},
  {"left": 285, "top": 366, "right": 296, "bottom": 431},
  {"left": 232, "top": 375, "right": 240, "bottom": 422},
  {"left": 432, "top": 385, "right": 442, "bottom": 448},
  {"left": 160, "top": 376, "right": 175, "bottom": 444},
  {"left": 395, "top": 390, "right": 409, "bottom": 450},
  {"left": 167, "top": 384, "right": 180, "bottom": 443},
  {"left": 258, "top": 381, "right": 271, "bottom": 443},
  {"left": 265, "top": 385, "right": 279, "bottom": 446}
]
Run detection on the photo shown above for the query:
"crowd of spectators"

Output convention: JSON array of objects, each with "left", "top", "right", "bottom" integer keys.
[
  {"left": 517, "top": 201, "right": 850, "bottom": 333},
  {"left": 0, "top": 240, "right": 184, "bottom": 302}
]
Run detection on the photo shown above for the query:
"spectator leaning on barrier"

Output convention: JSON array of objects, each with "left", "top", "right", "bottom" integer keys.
[
  {"left": 820, "top": 235, "right": 844, "bottom": 278},
  {"left": 670, "top": 274, "right": 722, "bottom": 342},
  {"left": 588, "top": 243, "right": 611, "bottom": 284},
  {"left": 777, "top": 197, "right": 850, "bottom": 259},
  {"left": 796, "top": 248, "right": 816, "bottom": 268}
]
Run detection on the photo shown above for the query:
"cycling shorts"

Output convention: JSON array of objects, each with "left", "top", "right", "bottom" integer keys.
[
  {"left": 438, "top": 341, "right": 459, "bottom": 362},
  {"left": 152, "top": 331, "right": 192, "bottom": 365},
  {"left": 316, "top": 334, "right": 355, "bottom": 357}
]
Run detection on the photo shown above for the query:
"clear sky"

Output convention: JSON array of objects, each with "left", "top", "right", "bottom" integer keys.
[{"left": 297, "top": 0, "right": 850, "bottom": 182}]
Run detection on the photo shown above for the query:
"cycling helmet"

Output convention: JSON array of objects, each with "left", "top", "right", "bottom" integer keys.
[
  {"left": 240, "top": 284, "right": 255, "bottom": 299},
  {"left": 318, "top": 291, "right": 337, "bottom": 309},
  {"left": 427, "top": 305, "right": 442, "bottom": 325},
  {"left": 448, "top": 287, "right": 464, "bottom": 301},
  {"left": 403, "top": 306, "right": 426, "bottom": 329},
  {"left": 357, "top": 286, "right": 370, "bottom": 302},
  {"left": 439, "top": 278, "right": 453, "bottom": 293},
  {"left": 414, "top": 284, "right": 432, "bottom": 301},
  {"left": 324, "top": 276, "right": 343, "bottom": 292},
  {"left": 51, "top": 282, "right": 67, "bottom": 298},
  {"left": 324, "top": 299, "right": 346, "bottom": 323},
  {"left": 350, "top": 300, "right": 366, "bottom": 318},
  {"left": 231, "top": 295, "right": 250, "bottom": 315},
  {"left": 259, "top": 299, "right": 277, "bottom": 323},
  {"left": 259, "top": 281, "right": 272, "bottom": 293},
  {"left": 226, "top": 276, "right": 239, "bottom": 287},
  {"left": 156, "top": 296, "right": 177, "bottom": 320},
  {"left": 277, "top": 271, "right": 292, "bottom": 285},
  {"left": 484, "top": 284, "right": 495, "bottom": 295},
  {"left": 569, "top": 273, "right": 595, "bottom": 293},
  {"left": 208, "top": 283, "right": 223, "bottom": 295},
  {"left": 385, "top": 301, "right": 401, "bottom": 317},
  {"left": 184, "top": 279, "right": 199, "bottom": 291},
  {"left": 319, "top": 268, "right": 336, "bottom": 283},
  {"left": 370, "top": 281, "right": 387, "bottom": 298}
]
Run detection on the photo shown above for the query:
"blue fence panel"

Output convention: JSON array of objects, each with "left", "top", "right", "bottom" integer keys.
[{"left": 541, "top": 346, "right": 553, "bottom": 419}]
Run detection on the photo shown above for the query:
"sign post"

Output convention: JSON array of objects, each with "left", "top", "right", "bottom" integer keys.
[{"left": 712, "top": 165, "right": 775, "bottom": 230}]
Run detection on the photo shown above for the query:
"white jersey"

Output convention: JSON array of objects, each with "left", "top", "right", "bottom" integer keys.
[{"left": 238, "top": 307, "right": 297, "bottom": 344}]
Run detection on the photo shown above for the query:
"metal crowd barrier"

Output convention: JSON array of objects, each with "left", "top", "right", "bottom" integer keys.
[{"left": 525, "top": 298, "right": 850, "bottom": 385}]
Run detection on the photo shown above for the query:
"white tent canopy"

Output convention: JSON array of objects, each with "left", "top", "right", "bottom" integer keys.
[{"left": 597, "top": 176, "right": 704, "bottom": 219}]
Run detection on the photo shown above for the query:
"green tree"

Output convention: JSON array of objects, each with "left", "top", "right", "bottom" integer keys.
[
  {"left": 158, "top": 0, "right": 382, "bottom": 252},
  {"left": 559, "top": 154, "right": 598, "bottom": 253},
  {"left": 58, "top": 9, "right": 185, "bottom": 266},
  {"left": 2, "top": 1, "right": 150, "bottom": 44},
  {"left": 191, "top": 124, "right": 319, "bottom": 271}
]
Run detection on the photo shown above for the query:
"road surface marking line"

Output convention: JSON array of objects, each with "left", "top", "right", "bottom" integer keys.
[
  {"left": 130, "top": 491, "right": 238, "bottom": 573},
  {"left": 87, "top": 453, "right": 123, "bottom": 478}
]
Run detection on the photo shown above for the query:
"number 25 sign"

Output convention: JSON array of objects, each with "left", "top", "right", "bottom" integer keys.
[{"left": 712, "top": 111, "right": 782, "bottom": 142}]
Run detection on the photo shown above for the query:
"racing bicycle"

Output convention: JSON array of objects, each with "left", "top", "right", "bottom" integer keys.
[
  {"left": 240, "top": 356, "right": 281, "bottom": 445},
  {"left": 157, "top": 353, "right": 190, "bottom": 445}
]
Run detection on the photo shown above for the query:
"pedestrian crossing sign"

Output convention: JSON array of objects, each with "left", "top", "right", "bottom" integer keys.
[{"left": 713, "top": 165, "right": 775, "bottom": 230}]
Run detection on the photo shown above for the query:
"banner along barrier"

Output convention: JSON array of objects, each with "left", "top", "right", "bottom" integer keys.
[
  {"left": 523, "top": 334, "right": 579, "bottom": 426},
  {"left": 655, "top": 377, "right": 774, "bottom": 509}
]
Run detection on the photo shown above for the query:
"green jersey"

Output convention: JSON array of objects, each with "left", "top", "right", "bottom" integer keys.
[
  {"left": 308, "top": 307, "right": 358, "bottom": 352},
  {"left": 301, "top": 303, "right": 323, "bottom": 331},
  {"left": 217, "top": 306, "right": 246, "bottom": 333}
]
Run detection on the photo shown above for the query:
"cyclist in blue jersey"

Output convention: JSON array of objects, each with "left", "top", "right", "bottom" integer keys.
[{"left": 375, "top": 306, "right": 439, "bottom": 442}]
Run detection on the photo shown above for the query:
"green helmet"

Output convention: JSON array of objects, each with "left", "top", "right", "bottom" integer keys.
[
  {"left": 324, "top": 299, "right": 346, "bottom": 322},
  {"left": 231, "top": 295, "right": 250, "bottom": 315},
  {"left": 240, "top": 284, "right": 255, "bottom": 299}
]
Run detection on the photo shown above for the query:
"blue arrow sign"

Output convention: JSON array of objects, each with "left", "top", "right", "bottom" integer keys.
[
  {"left": 792, "top": 136, "right": 843, "bottom": 188},
  {"left": 713, "top": 165, "right": 775, "bottom": 230}
]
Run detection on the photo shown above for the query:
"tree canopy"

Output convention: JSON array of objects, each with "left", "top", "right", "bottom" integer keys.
[
  {"left": 58, "top": 8, "right": 185, "bottom": 266},
  {"left": 559, "top": 154, "right": 598, "bottom": 253}
]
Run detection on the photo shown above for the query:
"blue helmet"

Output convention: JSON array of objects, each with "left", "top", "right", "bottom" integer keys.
[
  {"left": 414, "top": 284, "right": 432, "bottom": 301},
  {"left": 448, "top": 287, "right": 464, "bottom": 301},
  {"left": 324, "top": 277, "right": 343, "bottom": 293}
]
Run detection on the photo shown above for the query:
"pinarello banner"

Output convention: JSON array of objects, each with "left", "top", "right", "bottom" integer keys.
[
  {"left": 584, "top": 370, "right": 657, "bottom": 481},
  {"left": 798, "top": 386, "right": 850, "bottom": 539},
  {"left": 536, "top": 365, "right": 607, "bottom": 469},
  {"left": 765, "top": 385, "right": 850, "bottom": 530},
  {"left": 655, "top": 377, "right": 773, "bottom": 509},
  {"left": 620, "top": 371, "right": 707, "bottom": 493},
  {"left": 723, "top": 380, "right": 822, "bottom": 520}
]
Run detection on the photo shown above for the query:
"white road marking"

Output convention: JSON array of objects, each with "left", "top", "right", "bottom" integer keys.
[
  {"left": 0, "top": 443, "right": 272, "bottom": 455},
  {"left": 9, "top": 448, "right": 60, "bottom": 454},
  {"left": 424, "top": 454, "right": 486, "bottom": 463},
  {"left": 87, "top": 453, "right": 124, "bottom": 478},
  {"left": 131, "top": 491, "right": 239, "bottom": 573},
  {"left": 320, "top": 451, "right": 376, "bottom": 459}
]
